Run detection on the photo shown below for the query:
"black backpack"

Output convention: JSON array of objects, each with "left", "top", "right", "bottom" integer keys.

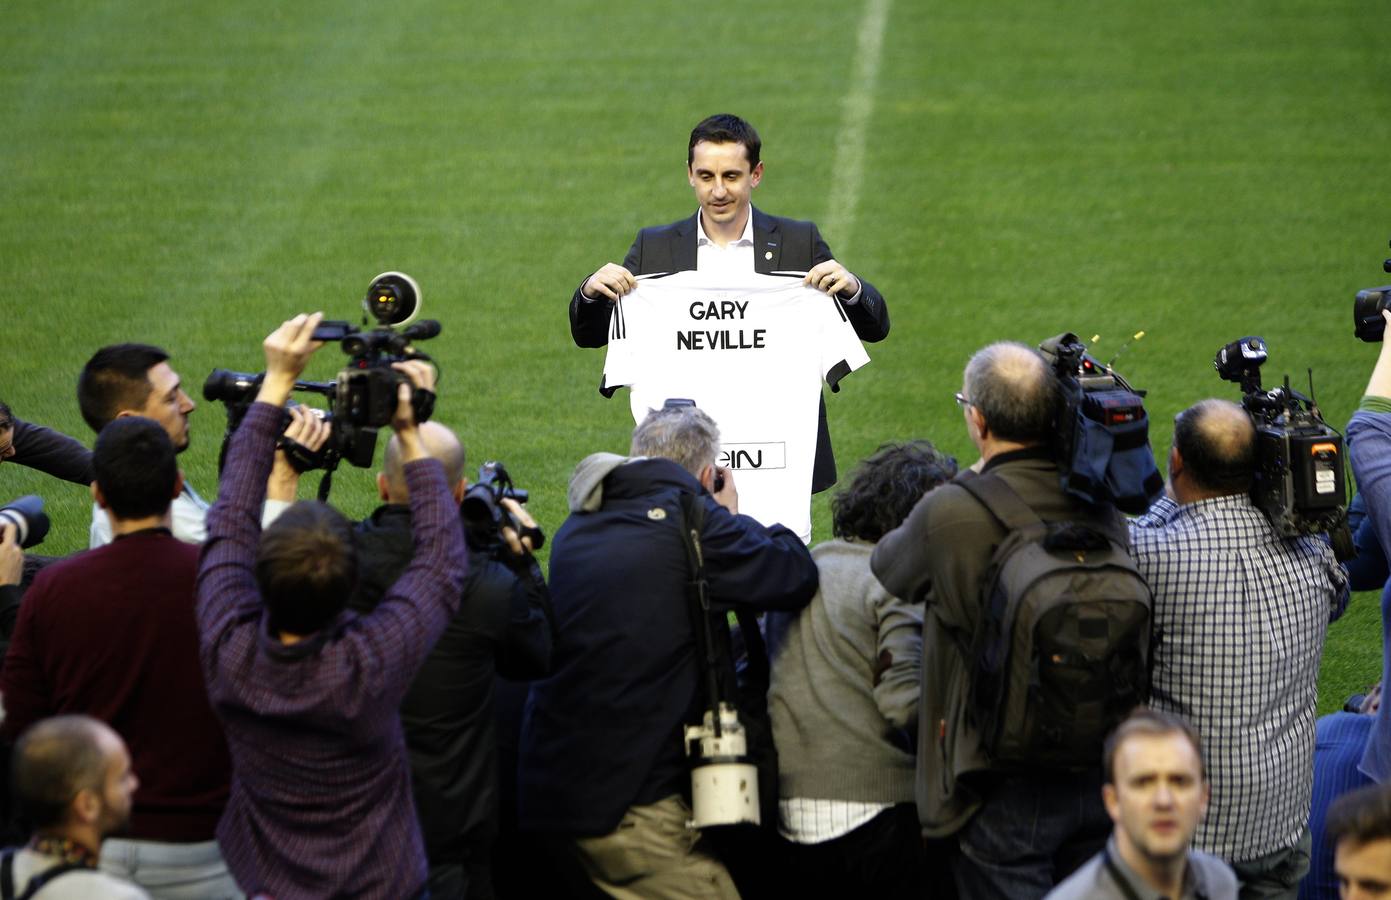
[{"left": 958, "top": 474, "right": 1153, "bottom": 769}]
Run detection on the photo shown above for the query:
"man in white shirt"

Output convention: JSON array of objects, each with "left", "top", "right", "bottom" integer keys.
[
  {"left": 77, "top": 342, "right": 309, "bottom": 545},
  {"left": 568, "top": 113, "right": 889, "bottom": 494}
]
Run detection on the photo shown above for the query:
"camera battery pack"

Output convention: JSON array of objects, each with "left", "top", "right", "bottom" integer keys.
[{"left": 1292, "top": 433, "right": 1345, "bottom": 511}]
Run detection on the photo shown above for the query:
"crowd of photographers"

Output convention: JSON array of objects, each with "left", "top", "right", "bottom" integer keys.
[{"left": 2, "top": 309, "right": 1391, "bottom": 900}]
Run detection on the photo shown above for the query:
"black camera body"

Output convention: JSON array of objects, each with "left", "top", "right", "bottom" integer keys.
[
  {"left": 1354, "top": 287, "right": 1391, "bottom": 342},
  {"left": 204, "top": 272, "right": 441, "bottom": 482},
  {"left": 1214, "top": 337, "right": 1349, "bottom": 546},
  {"left": 461, "top": 461, "right": 543, "bottom": 551},
  {"left": 1351, "top": 241, "right": 1391, "bottom": 342}
]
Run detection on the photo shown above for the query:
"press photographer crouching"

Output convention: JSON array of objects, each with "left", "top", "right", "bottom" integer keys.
[
  {"left": 0, "top": 396, "right": 91, "bottom": 622},
  {"left": 0, "top": 496, "right": 48, "bottom": 647},
  {"left": 194, "top": 312, "right": 467, "bottom": 900},
  {"left": 349, "top": 425, "right": 554, "bottom": 900}
]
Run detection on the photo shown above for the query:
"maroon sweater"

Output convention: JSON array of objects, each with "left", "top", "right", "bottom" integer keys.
[{"left": 1, "top": 529, "right": 231, "bottom": 841}]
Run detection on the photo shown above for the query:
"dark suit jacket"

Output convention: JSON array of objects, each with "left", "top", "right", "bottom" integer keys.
[{"left": 569, "top": 207, "right": 889, "bottom": 491}]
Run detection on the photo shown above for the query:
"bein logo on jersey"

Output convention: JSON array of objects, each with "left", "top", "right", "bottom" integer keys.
[{"left": 717, "top": 443, "right": 787, "bottom": 471}]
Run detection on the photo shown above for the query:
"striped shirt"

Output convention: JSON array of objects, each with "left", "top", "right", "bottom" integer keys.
[{"left": 1129, "top": 495, "right": 1347, "bottom": 862}]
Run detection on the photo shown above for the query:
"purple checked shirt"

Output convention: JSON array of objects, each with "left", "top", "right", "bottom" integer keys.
[{"left": 195, "top": 402, "right": 467, "bottom": 898}]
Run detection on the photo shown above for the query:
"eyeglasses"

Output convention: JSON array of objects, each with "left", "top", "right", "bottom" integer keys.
[{"left": 954, "top": 392, "right": 971, "bottom": 408}]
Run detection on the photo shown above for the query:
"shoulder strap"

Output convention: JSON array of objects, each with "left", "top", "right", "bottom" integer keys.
[
  {"left": 0, "top": 850, "right": 89, "bottom": 900},
  {"left": 957, "top": 472, "right": 1046, "bottom": 533},
  {"left": 16, "top": 862, "right": 89, "bottom": 900},
  {"left": 677, "top": 493, "right": 724, "bottom": 711}
]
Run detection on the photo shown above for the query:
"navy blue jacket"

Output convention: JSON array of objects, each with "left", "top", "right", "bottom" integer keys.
[{"left": 517, "top": 457, "right": 817, "bottom": 835}]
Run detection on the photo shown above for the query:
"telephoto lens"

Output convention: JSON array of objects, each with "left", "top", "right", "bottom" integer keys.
[{"left": 0, "top": 495, "right": 50, "bottom": 549}]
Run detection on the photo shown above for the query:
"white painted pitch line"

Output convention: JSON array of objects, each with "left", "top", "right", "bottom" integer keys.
[{"left": 825, "top": 0, "right": 892, "bottom": 259}]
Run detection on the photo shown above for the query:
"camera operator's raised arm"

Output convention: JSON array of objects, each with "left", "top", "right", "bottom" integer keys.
[
  {"left": 255, "top": 312, "right": 326, "bottom": 408},
  {"left": 194, "top": 311, "right": 466, "bottom": 897}
]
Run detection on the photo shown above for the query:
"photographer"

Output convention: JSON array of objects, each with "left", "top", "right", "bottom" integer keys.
[
  {"left": 518, "top": 404, "right": 817, "bottom": 899},
  {"left": 78, "top": 343, "right": 320, "bottom": 546},
  {"left": 0, "top": 522, "right": 22, "bottom": 640},
  {"left": 1344, "top": 309, "right": 1391, "bottom": 792},
  {"left": 872, "top": 342, "right": 1129, "bottom": 898},
  {"left": 349, "top": 422, "right": 554, "bottom": 900},
  {"left": 194, "top": 312, "right": 468, "bottom": 900},
  {"left": 0, "top": 399, "right": 93, "bottom": 485},
  {"left": 1, "top": 399, "right": 93, "bottom": 615},
  {"left": 1129, "top": 399, "right": 1347, "bottom": 898}
]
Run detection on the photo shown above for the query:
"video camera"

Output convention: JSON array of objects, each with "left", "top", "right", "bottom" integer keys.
[
  {"left": 460, "top": 461, "right": 544, "bottom": 552},
  {"left": 1213, "top": 337, "right": 1351, "bottom": 553},
  {"left": 1351, "top": 238, "right": 1391, "bottom": 342},
  {"left": 1038, "top": 332, "right": 1164, "bottom": 514},
  {"left": 204, "top": 272, "right": 442, "bottom": 494}
]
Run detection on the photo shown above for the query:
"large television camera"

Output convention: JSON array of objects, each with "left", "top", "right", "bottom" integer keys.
[
  {"left": 1213, "top": 337, "right": 1350, "bottom": 553},
  {"left": 204, "top": 272, "right": 442, "bottom": 494},
  {"left": 1038, "top": 332, "right": 1163, "bottom": 514}
]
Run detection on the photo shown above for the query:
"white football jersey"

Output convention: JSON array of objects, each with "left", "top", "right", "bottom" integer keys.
[{"left": 602, "top": 270, "right": 870, "bottom": 542}]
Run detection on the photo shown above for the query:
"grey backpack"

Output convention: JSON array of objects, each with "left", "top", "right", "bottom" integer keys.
[{"left": 958, "top": 473, "right": 1153, "bottom": 769}]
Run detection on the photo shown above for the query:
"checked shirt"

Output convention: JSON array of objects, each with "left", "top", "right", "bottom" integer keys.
[{"left": 1129, "top": 495, "right": 1347, "bottom": 863}]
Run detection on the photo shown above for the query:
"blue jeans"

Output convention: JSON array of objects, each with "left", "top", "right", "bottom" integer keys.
[{"left": 953, "top": 770, "right": 1110, "bottom": 900}]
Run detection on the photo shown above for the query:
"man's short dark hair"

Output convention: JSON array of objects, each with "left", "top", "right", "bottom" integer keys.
[
  {"left": 1102, "top": 707, "right": 1206, "bottom": 784},
  {"left": 832, "top": 440, "right": 957, "bottom": 542},
  {"left": 963, "top": 342, "right": 1060, "bottom": 444},
  {"left": 688, "top": 114, "right": 762, "bottom": 169},
  {"left": 1174, "top": 399, "right": 1256, "bottom": 495},
  {"left": 94, "top": 417, "right": 177, "bottom": 521},
  {"left": 257, "top": 501, "right": 358, "bottom": 635},
  {"left": 1327, "top": 783, "right": 1391, "bottom": 846},
  {"left": 0, "top": 399, "right": 13, "bottom": 433},
  {"left": 78, "top": 343, "right": 170, "bottom": 433},
  {"left": 12, "top": 715, "right": 107, "bottom": 830}
]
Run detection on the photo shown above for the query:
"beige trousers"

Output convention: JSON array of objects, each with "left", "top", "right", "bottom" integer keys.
[{"left": 573, "top": 795, "right": 742, "bottom": 900}]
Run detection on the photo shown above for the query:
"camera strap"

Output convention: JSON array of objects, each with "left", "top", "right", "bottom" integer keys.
[{"left": 677, "top": 493, "right": 725, "bottom": 725}]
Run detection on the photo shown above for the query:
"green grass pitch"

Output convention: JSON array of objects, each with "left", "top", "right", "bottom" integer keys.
[{"left": 2, "top": 0, "right": 1390, "bottom": 713}]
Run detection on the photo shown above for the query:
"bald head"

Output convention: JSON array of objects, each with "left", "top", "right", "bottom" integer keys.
[
  {"left": 381, "top": 421, "right": 466, "bottom": 502},
  {"left": 963, "top": 342, "right": 1060, "bottom": 444},
  {"left": 1173, "top": 399, "right": 1255, "bottom": 496},
  {"left": 12, "top": 715, "right": 119, "bottom": 830}
]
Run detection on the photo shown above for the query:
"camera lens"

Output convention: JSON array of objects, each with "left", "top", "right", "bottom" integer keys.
[
  {"left": 363, "top": 272, "right": 421, "bottom": 327},
  {"left": 0, "top": 495, "right": 50, "bottom": 549}
]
